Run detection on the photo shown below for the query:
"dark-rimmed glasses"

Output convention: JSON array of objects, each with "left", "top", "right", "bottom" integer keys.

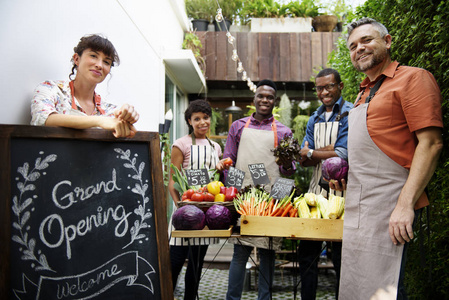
[{"left": 315, "top": 83, "right": 337, "bottom": 93}]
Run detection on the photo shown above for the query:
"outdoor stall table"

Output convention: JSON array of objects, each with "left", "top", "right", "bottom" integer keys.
[{"left": 171, "top": 216, "right": 343, "bottom": 299}]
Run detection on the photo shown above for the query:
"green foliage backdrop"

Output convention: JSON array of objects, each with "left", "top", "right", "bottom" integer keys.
[{"left": 328, "top": 1, "right": 449, "bottom": 298}]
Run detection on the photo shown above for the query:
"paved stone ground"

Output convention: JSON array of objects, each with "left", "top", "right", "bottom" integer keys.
[{"left": 174, "top": 267, "right": 337, "bottom": 300}]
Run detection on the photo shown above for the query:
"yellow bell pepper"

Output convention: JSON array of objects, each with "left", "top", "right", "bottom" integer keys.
[
  {"left": 214, "top": 193, "right": 225, "bottom": 202},
  {"left": 207, "top": 181, "right": 221, "bottom": 195}
]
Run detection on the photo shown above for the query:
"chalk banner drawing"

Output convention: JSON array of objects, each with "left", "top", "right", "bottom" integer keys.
[{"left": 10, "top": 138, "right": 161, "bottom": 299}]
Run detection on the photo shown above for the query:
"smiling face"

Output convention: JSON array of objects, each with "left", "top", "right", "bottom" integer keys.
[
  {"left": 188, "top": 112, "right": 210, "bottom": 139},
  {"left": 347, "top": 24, "right": 392, "bottom": 80},
  {"left": 253, "top": 85, "right": 276, "bottom": 120},
  {"left": 315, "top": 74, "right": 343, "bottom": 112},
  {"left": 73, "top": 48, "right": 113, "bottom": 84}
]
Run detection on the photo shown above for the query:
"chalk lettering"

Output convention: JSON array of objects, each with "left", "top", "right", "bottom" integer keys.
[
  {"left": 56, "top": 264, "right": 122, "bottom": 299},
  {"left": 52, "top": 169, "right": 121, "bottom": 209},
  {"left": 40, "top": 205, "right": 131, "bottom": 259}
]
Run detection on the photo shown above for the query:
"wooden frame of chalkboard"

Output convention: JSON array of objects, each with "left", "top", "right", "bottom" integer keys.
[{"left": 0, "top": 125, "right": 173, "bottom": 299}]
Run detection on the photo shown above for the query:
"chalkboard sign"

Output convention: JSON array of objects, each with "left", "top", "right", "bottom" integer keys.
[
  {"left": 248, "top": 163, "right": 270, "bottom": 186},
  {"left": 225, "top": 167, "right": 245, "bottom": 191},
  {"left": 0, "top": 125, "right": 172, "bottom": 299},
  {"left": 270, "top": 177, "right": 295, "bottom": 199},
  {"left": 185, "top": 168, "right": 210, "bottom": 186}
]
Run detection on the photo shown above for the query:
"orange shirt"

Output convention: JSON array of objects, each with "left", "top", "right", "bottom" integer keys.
[{"left": 355, "top": 61, "right": 443, "bottom": 209}]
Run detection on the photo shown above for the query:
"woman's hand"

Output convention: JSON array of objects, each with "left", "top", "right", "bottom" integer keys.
[
  {"left": 99, "top": 117, "right": 137, "bottom": 138},
  {"left": 115, "top": 104, "right": 139, "bottom": 124}
]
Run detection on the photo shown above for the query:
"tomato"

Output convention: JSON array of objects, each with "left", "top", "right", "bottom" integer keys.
[
  {"left": 181, "top": 194, "right": 188, "bottom": 201},
  {"left": 214, "top": 193, "right": 225, "bottom": 202},
  {"left": 203, "top": 192, "right": 215, "bottom": 202},
  {"left": 183, "top": 189, "right": 195, "bottom": 199},
  {"left": 223, "top": 157, "right": 233, "bottom": 166},
  {"left": 183, "top": 198, "right": 191, "bottom": 202},
  {"left": 207, "top": 181, "right": 221, "bottom": 195},
  {"left": 191, "top": 192, "right": 204, "bottom": 202}
]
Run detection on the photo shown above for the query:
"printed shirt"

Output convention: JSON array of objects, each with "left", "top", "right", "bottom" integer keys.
[
  {"left": 31, "top": 80, "right": 117, "bottom": 126},
  {"left": 223, "top": 114, "right": 295, "bottom": 175},
  {"left": 302, "top": 97, "right": 353, "bottom": 160}
]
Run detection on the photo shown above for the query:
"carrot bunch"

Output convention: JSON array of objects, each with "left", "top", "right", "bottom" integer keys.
[{"left": 233, "top": 187, "right": 298, "bottom": 217}]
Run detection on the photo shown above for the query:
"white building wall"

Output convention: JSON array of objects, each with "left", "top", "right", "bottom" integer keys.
[{"left": 0, "top": 0, "right": 190, "bottom": 131}]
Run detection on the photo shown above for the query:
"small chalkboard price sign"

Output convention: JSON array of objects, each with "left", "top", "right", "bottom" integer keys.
[
  {"left": 270, "top": 177, "right": 295, "bottom": 199},
  {"left": 185, "top": 169, "right": 210, "bottom": 186},
  {"left": 248, "top": 163, "right": 270, "bottom": 186},
  {"left": 225, "top": 167, "right": 245, "bottom": 191},
  {"left": 0, "top": 125, "right": 173, "bottom": 300}
]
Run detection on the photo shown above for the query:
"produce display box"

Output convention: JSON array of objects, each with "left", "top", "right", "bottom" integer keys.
[
  {"left": 240, "top": 216, "right": 343, "bottom": 242},
  {"left": 171, "top": 226, "right": 233, "bottom": 238}
]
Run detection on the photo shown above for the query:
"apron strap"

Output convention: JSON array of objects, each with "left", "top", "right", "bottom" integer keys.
[
  {"left": 244, "top": 117, "right": 278, "bottom": 148},
  {"left": 190, "top": 133, "right": 215, "bottom": 149},
  {"left": 354, "top": 75, "right": 387, "bottom": 105},
  {"left": 69, "top": 80, "right": 106, "bottom": 115}
]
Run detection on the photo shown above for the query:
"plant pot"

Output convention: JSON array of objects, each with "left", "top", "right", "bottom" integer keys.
[
  {"left": 250, "top": 17, "right": 312, "bottom": 33},
  {"left": 336, "top": 22, "right": 343, "bottom": 32},
  {"left": 312, "top": 15, "right": 338, "bottom": 32},
  {"left": 213, "top": 19, "right": 232, "bottom": 31},
  {"left": 192, "top": 19, "right": 210, "bottom": 31}
]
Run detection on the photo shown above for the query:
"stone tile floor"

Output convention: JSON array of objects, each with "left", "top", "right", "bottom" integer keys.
[{"left": 174, "top": 266, "right": 337, "bottom": 300}]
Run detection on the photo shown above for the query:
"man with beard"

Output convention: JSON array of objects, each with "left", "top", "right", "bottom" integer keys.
[
  {"left": 338, "top": 18, "right": 443, "bottom": 299},
  {"left": 297, "top": 68, "right": 352, "bottom": 300}
]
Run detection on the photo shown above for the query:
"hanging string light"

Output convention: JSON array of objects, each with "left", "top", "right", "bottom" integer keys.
[
  {"left": 231, "top": 49, "right": 239, "bottom": 62},
  {"left": 237, "top": 62, "right": 244, "bottom": 73},
  {"left": 213, "top": 1, "right": 256, "bottom": 93},
  {"left": 215, "top": 8, "right": 223, "bottom": 23}
]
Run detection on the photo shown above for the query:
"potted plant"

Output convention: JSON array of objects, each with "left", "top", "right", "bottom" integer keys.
[
  {"left": 324, "top": 0, "right": 352, "bottom": 31},
  {"left": 182, "top": 31, "right": 205, "bottom": 73},
  {"left": 312, "top": 0, "right": 351, "bottom": 32},
  {"left": 185, "top": 0, "right": 214, "bottom": 31},
  {"left": 242, "top": 0, "right": 320, "bottom": 33}
]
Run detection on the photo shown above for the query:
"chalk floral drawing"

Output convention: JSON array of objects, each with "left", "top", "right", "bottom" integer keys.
[
  {"left": 11, "top": 153, "right": 57, "bottom": 272},
  {"left": 114, "top": 148, "right": 152, "bottom": 249}
]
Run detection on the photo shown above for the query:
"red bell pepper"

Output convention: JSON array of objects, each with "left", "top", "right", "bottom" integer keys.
[{"left": 225, "top": 186, "right": 238, "bottom": 202}]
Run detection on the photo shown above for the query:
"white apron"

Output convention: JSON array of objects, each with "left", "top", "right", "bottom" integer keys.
[
  {"left": 339, "top": 102, "right": 408, "bottom": 299},
  {"left": 169, "top": 135, "right": 220, "bottom": 246},
  {"left": 231, "top": 118, "right": 282, "bottom": 250},
  {"left": 308, "top": 118, "right": 343, "bottom": 197}
]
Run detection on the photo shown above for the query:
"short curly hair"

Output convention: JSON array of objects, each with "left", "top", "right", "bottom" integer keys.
[{"left": 184, "top": 99, "right": 212, "bottom": 131}]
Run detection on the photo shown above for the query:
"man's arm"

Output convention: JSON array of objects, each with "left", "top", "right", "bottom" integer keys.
[
  {"left": 299, "top": 142, "right": 337, "bottom": 167},
  {"left": 389, "top": 127, "right": 443, "bottom": 245}
]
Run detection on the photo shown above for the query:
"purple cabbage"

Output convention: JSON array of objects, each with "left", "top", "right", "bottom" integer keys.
[
  {"left": 205, "top": 205, "right": 232, "bottom": 230},
  {"left": 322, "top": 157, "right": 349, "bottom": 183},
  {"left": 172, "top": 205, "right": 206, "bottom": 230}
]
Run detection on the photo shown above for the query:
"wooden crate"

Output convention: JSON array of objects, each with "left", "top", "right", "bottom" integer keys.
[
  {"left": 171, "top": 226, "right": 233, "bottom": 238},
  {"left": 240, "top": 216, "right": 343, "bottom": 241}
]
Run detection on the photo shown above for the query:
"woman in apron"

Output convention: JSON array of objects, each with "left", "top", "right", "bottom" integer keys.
[
  {"left": 168, "top": 100, "right": 225, "bottom": 300},
  {"left": 30, "top": 34, "right": 139, "bottom": 137}
]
